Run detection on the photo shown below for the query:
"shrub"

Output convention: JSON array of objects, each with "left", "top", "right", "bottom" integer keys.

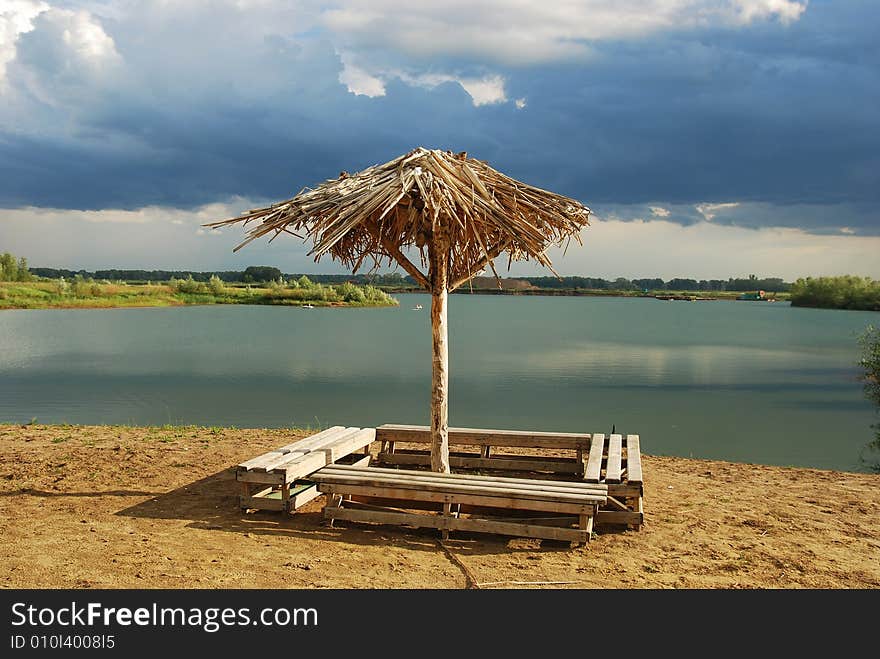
[
  {"left": 207, "top": 274, "right": 225, "bottom": 295},
  {"left": 71, "top": 274, "right": 94, "bottom": 297},
  {"left": 335, "top": 281, "right": 366, "bottom": 303},
  {"left": 170, "top": 275, "right": 207, "bottom": 294},
  {"left": 859, "top": 325, "right": 880, "bottom": 472},
  {"left": 790, "top": 276, "right": 880, "bottom": 311}
]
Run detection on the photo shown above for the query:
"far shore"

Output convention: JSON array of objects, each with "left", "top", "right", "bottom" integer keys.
[
  {"left": 0, "top": 280, "right": 398, "bottom": 311},
  {"left": 1, "top": 422, "right": 877, "bottom": 589}
]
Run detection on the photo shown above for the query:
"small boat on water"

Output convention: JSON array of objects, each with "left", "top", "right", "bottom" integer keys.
[
  {"left": 412, "top": 304, "right": 423, "bottom": 310},
  {"left": 303, "top": 304, "right": 314, "bottom": 309}
]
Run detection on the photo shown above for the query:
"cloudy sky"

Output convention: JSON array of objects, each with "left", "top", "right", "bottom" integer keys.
[{"left": 1, "top": 0, "right": 878, "bottom": 279}]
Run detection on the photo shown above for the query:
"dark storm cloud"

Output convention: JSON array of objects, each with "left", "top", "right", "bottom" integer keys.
[{"left": 0, "top": 1, "right": 877, "bottom": 234}]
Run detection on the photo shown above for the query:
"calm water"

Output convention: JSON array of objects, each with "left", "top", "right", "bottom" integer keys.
[{"left": 0, "top": 295, "right": 876, "bottom": 471}]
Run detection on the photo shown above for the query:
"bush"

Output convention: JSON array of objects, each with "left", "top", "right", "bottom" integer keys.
[
  {"left": 170, "top": 275, "right": 207, "bottom": 294},
  {"left": 71, "top": 274, "right": 94, "bottom": 298},
  {"left": 790, "top": 276, "right": 880, "bottom": 311},
  {"left": 859, "top": 325, "right": 880, "bottom": 472},
  {"left": 0, "top": 252, "right": 33, "bottom": 282},
  {"left": 335, "top": 282, "right": 366, "bottom": 303},
  {"left": 207, "top": 274, "right": 225, "bottom": 295}
]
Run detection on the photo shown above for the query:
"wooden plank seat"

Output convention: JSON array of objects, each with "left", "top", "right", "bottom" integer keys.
[
  {"left": 375, "top": 424, "right": 645, "bottom": 531},
  {"left": 310, "top": 464, "right": 608, "bottom": 545},
  {"left": 236, "top": 426, "right": 375, "bottom": 512},
  {"left": 585, "top": 433, "right": 644, "bottom": 529},
  {"left": 375, "top": 424, "right": 592, "bottom": 475}
]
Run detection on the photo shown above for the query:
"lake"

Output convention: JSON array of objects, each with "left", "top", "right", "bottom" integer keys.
[{"left": 1, "top": 295, "right": 876, "bottom": 472}]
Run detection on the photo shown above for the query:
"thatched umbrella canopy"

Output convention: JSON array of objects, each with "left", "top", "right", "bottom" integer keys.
[{"left": 206, "top": 147, "right": 590, "bottom": 473}]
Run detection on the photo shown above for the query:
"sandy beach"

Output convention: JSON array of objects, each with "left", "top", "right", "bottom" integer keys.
[{"left": 1, "top": 423, "right": 878, "bottom": 589}]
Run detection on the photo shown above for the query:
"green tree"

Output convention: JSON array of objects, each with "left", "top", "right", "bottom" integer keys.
[
  {"left": 243, "top": 266, "right": 282, "bottom": 282},
  {"left": 0, "top": 252, "right": 18, "bottom": 281},
  {"left": 207, "top": 274, "right": 225, "bottom": 295},
  {"left": 17, "top": 257, "right": 33, "bottom": 281}
]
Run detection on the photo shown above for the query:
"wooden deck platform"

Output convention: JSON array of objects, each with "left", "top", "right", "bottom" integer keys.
[
  {"left": 310, "top": 464, "right": 608, "bottom": 544},
  {"left": 234, "top": 423, "right": 645, "bottom": 540},
  {"left": 375, "top": 424, "right": 644, "bottom": 530}
]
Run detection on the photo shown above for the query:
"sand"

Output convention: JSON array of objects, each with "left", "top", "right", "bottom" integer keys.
[{"left": 1, "top": 423, "right": 878, "bottom": 589}]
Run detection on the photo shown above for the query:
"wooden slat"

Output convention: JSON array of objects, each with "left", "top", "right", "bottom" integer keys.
[
  {"left": 237, "top": 425, "right": 346, "bottom": 471},
  {"left": 606, "top": 484, "right": 643, "bottom": 498},
  {"left": 236, "top": 469, "right": 284, "bottom": 485},
  {"left": 626, "top": 434, "right": 643, "bottom": 485},
  {"left": 585, "top": 433, "right": 605, "bottom": 483},
  {"left": 289, "top": 484, "right": 321, "bottom": 510},
  {"left": 314, "top": 473, "right": 606, "bottom": 505},
  {"left": 315, "top": 428, "right": 376, "bottom": 462},
  {"left": 606, "top": 434, "right": 622, "bottom": 483},
  {"left": 274, "top": 425, "right": 348, "bottom": 454},
  {"left": 240, "top": 495, "right": 286, "bottom": 511},
  {"left": 257, "top": 427, "right": 363, "bottom": 472},
  {"left": 277, "top": 452, "right": 329, "bottom": 484},
  {"left": 596, "top": 509, "right": 643, "bottom": 526},
  {"left": 376, "top": 424, "right": 591, "bottom": 450},
  {"left": 377, "top": 451, "right": 583, "bottom": 474},
  {"left": 315, "top": 465, "right": 607, "bottom": 498},
  {"left": 316, "top": 483, "right": 598, "bottom": 515},
  {"left": 323, "top": 505, "right": 590, "bottom": 543}
]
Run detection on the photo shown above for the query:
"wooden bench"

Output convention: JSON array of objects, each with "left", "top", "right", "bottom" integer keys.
[
  {"left": 585, "top": 433, "right": 644, "bottom": 529},
  {"left": 236, "top": 426, "right": 375, "bottom": 512},
  {"left": 375, "top": 424, "right": 644, "bottom": 530},
  {"left": 310, "top": 464, "right": 608, "bottom": 545},
  {"left": 375, "top": 424, "right": 592, "bottom": 476}
]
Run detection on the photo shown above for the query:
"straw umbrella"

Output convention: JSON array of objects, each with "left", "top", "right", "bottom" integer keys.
[{"left": 206, "top": 147, "right": 590, "bottom": 473}]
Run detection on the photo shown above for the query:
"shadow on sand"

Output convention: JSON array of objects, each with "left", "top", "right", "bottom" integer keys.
[{"left": 114, "top": 467, "right": 613, "bottom": 556}]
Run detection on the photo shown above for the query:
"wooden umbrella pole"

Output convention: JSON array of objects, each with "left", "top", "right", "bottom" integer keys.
[{"left": 429, "top": 226, "right": 451, "bottom": 474}]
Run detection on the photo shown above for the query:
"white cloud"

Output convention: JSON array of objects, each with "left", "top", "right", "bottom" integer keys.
[
  {"left": 338, "top": 50, "right": 386, "bottom": 97},
  {"left": 7, "top": 6, "right": 121, "bottom": 107},
  {"left": 321, "top": 1, "right": 809, "bottom": 66},
  {"left": 650, "top": 206, "right": 670, "bottom": 217},
  {"left": 696, "top": 201, "right": 740, "bottom": 221},
  {"left": 2, "top": 200, "right": 877, "bottom": 281},
  {"left": 0, "top": 199, "right": 252, "bottom": 226},
  {"left": 0, "top": 0, "right": 48, "bottom": 86},
  {"left": 511, "top": 217, "right": 880, "bottom": 280},
  {"left": 734, "top": 0, "right": 807, "bottom": 25}
]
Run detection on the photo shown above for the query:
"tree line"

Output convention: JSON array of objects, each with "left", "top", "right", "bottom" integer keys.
[
  {"left": 27, "top": 265, "right": 413, "bottom": 286},
  {"left": 23, "top": 263, "right": 797, "bottom": 292}
]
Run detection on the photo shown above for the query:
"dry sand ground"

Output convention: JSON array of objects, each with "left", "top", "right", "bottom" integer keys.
[{"left": 1, "top": 423, "right": 878, "bottom": 589}]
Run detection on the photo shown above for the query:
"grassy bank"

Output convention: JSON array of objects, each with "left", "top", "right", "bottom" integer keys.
[{"left": 0, "top": 278, "right": 398, "bottom": 310}]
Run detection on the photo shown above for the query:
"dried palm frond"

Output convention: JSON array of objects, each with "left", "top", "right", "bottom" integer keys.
[{"left": 206, "top": 147, "right": 590, "bottom": 290}]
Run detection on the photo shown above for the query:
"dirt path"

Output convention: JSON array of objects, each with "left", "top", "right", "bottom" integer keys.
[{"left": 1, "top": 424, "right": 878, "bottom": 589}]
